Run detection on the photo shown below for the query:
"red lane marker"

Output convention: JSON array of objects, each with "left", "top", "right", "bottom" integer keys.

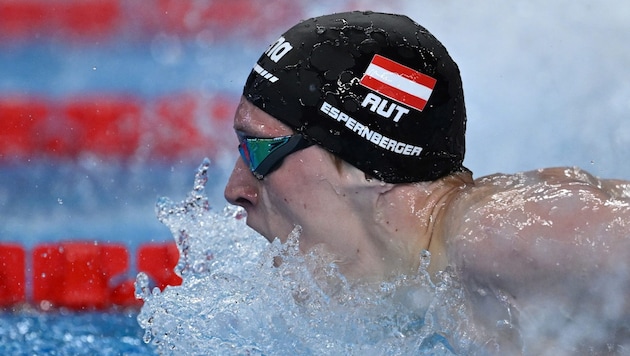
[
  {"left": 33, "top": 243, "right": 71, "bottom": 309},
  {"left": 103, "top": 243, "right": 142, "bottom": 308},
  {"left": 32, "top": 241, "right": 130, "bottom": 310},
  {"left": 0, "top": 97, "right": 49, "bottom": 160},
  {"left": 3, "top": 241, "right": 189, "bottom": 310},
  {"left": 146, "top": 92, "right": 237, "bottom": 159},
  {"left": 137, "top": 242, "right": 182, "bottom": 291},
  {"left": 110, "top": 278, "right": 142, "bottom": 308},
  {"left": 0, "top": 1, "right": 48, "bottom": 40},
  {"left": 59, "top": 0, "right": 121, "bottom": 39},
  {"left": 0, "top": 93, "right": 238, "bottom": 161},
  {"left": 0, "top": 0, "right": 120, "bottom": 41},
  {"left": 0, "top": 243, "right": 26, "bottom": 307},
  {"left": 0, "top": 0, "right": 303, "bottom": 41},
  {"left": 61, "top": 96, "right": 143, "bottom": 158},
  {"left": 129, "top": 0, "right": 302, "bottom": 38},
  {"left": 148, "top": 93, "right": 203, "bottom": 160}
]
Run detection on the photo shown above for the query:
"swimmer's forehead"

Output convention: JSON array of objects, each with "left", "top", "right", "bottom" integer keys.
[{"left": 233, "top": 98, "right": 292, "bottom": 138}]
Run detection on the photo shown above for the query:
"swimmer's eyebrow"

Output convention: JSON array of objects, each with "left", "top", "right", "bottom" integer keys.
[
  {"left": 233, "top": 122, "right": 261, "bottom": 136},
  {"left": 235, "top": 129, "right": 251, "bottom": 138},
  {"left": 233, "top": 124, "right": 253, "bottom": 136},
  {"left": 234, "top": 127, "right": 260, "bottom": 139},
  {"left": 234, "top": 125, "right": 287, "bottom": 139}
]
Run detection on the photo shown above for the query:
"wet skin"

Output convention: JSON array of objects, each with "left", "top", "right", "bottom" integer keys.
[
  {"left": 224, "top": 97, "right": 408, "bottom": 279},
  {"left": 441, "top": 168, "right": 630, "bottom": 352}
]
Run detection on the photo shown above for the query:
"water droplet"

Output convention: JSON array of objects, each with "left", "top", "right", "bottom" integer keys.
[{"left": 142, "top": 330, "right": 152, "bottom": 344}]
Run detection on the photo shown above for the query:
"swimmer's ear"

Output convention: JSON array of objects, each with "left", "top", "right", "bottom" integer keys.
[
  {"left": 331, "top": 154, "right": 394, "bottom": 193},
  {"left": 340, "top": 161, "right": 394, "bottom": 193},
  {"left": 364, "top": 172, "right": 395, "bottom": 193}
]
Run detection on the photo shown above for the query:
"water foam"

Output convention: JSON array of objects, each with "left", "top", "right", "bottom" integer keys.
[{"left": 135, "top": 159, "right": 477, "bottom": 355}]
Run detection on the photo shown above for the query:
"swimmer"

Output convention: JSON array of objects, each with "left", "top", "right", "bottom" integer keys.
[{"left": 224, "top": 11, "right": 630, "bottom": 353}]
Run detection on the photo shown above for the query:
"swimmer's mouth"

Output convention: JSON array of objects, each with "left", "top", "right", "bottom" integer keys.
[{"left": 239, "top": 213, "right": 274, "bottom": 243}]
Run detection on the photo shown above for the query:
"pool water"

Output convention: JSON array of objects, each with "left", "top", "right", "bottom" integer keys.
[{"left": 0, "top": 310, "right": 155, "bottom": 356}]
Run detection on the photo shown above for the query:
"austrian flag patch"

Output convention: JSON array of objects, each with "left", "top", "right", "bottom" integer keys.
[{"left": 360, "top": 54, "right": 437, "bottom": 112}]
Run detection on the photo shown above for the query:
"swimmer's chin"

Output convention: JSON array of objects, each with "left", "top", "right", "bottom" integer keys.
[
  {"left": 242, "top": 216, "right": 292, "bottom": 244},
  {"left": 244, "top": 220, "right": 277, "bottom": 243}
]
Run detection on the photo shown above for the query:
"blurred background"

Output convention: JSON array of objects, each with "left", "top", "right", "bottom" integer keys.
[{"left": 1, "top": 0, "right": 629, "bottom": 301}]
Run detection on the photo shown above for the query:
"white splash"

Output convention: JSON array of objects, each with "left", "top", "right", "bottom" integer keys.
[{"left": 135, "top": 159, "right": 477, "bottom": 355}]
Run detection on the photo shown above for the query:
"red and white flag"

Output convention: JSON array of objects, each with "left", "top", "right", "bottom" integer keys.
[{"left": 359, "top": 54, "right": 436, "bottom": 112}]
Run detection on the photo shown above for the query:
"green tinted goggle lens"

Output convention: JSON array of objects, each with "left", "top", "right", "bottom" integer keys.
[{"left": 237, "top": 132, "right": 312, "bottom": 179}]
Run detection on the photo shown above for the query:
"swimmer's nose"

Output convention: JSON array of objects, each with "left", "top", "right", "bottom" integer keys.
[{"left": 224, "top": 158, "right": 259, "bottom": 208}]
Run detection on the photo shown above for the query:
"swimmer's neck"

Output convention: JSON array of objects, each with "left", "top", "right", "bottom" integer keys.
[
  {"left": 424, "top": 172, "right": 474, "bottom": 275},
  {"left": 375, "top": 171, "right": 473, "bottom": 278}
]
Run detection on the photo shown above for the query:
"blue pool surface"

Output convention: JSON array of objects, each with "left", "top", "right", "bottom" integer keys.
[{"left": 0, "top": 310, "right": 155, "bottom": 356}]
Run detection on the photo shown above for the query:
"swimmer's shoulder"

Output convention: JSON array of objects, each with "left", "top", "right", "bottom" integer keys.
[
  {"left": 526, "top": 166, "right": 630, "bottom": 200},
  {"left": 446, "top": 166, "right": 629, "bottom": 232},
  {"left": 472, "top": 166, "right": 627, "bottom": 198},
  {"left": 473, "top": 166, "right": 599, "bottom": 187},
  {"left": 451, "top": 166, "right": 630, "bottom": 243},
  {"left": 450, "top": 167, "right": 606, "bottom": 232}
]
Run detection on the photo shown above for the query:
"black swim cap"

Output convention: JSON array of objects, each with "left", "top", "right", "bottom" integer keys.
[{"left": 242, "top": 11, "right": 466, "bottom": 183}]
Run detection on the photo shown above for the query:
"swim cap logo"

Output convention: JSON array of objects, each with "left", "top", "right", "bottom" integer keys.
[
  {"left": 265, "top": 36, "right": 293, "bottom": 63},
  {"left": 360, "top": 54, "right": 436, "bottom": 113},
  {"left": 252, "top": 36, "right": 294, "bottom": 84}
]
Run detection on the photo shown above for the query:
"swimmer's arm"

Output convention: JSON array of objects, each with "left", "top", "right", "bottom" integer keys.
[{"left": 454, "top": 184, "right": 630, "bottom": 297}]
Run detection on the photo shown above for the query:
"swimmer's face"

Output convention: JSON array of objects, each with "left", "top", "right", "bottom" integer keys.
[{"left": 224, "top": 97, "right": 369, "bottom": 261}]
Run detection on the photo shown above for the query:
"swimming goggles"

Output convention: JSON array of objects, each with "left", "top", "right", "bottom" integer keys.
[{"left": 237, "top": 131, "right": 313, "bottom": 179}]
